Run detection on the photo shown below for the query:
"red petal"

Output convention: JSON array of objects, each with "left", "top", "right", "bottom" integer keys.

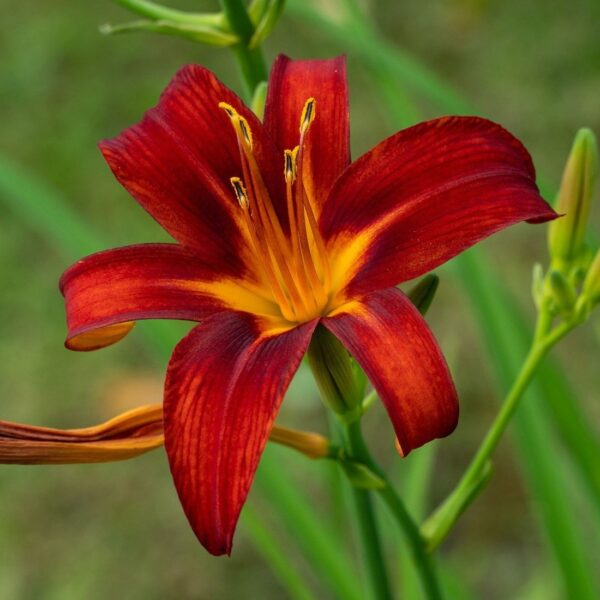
[
  {"left": 321, "top": 117, "right": 557, "bottom": 297},
  {"left": 163, "top": 312, "right": 317, "bottom": 555},
  {"left": 264, "top": 55, "right": 350, "bottom": 215},
  {"left": 100, "top": 65, "right": 284, "bottom": 274},
  {"left": 323, "top": 288, "right": 458, "bottom": 455},
  {"left": 60, "top": 244, "right": 229, "bottom": 350}
]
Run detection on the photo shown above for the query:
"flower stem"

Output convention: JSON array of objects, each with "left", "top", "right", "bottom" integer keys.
[
  {"left": 421, "top": 313, "right": 577, "bottom": 551},
  {"left": 219, "top": 0, "right": 268, "bottom": 99},
  {"left": 342, "top": 420, "right": 444, "bottom": 600},
  {"left": 341, "top": 421, "right": 393, "bottom": 600}
]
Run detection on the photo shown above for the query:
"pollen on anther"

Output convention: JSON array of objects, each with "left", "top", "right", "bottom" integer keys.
[
  {"left": 218, "top": 102, "right": 253, "bottom": 149},
  {"left": 218, "top": 101, "right": 235, "bottom": 117},
  {"left": 230, "top": 177, "right": 249, "bottom": 210},
  {"left": 284, "top": 149, "right": 297, "bottom": 182},
  {"left": 238, "top": 117, "right": 253, "bottom": 148},
  {"left": 300, "top": 98, "right": 316, "bottom": 134}
]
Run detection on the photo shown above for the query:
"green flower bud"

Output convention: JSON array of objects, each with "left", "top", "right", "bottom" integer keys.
[
  {"left": 547, "top": 269, "right": 577, "bottom": 313},
  {"left": 548, "top": 128, "right": 598, "bottom": 265},
  {"left": 248, "top": 0, "right": 285, "bottom": 49},
  {"left": 407, "top": 274, "right": 439, "bottom": 316},
  {"left": 101, "top": 19, "right": 238, "bottom": 47},
  {"left": 531, "top": 263, "right": 544, "bottom": 309},
  {"left": 105, "top": 0, "right": 238, "bottom": 47},
  {"left": 250, "top": 81, "right": 268, "bottom": 119},
  {"left": 582, "top": 250, "right": 600, "bottom": 305},
  {"left": 307, "top": 326, "right": 361, "bottom": 418}
]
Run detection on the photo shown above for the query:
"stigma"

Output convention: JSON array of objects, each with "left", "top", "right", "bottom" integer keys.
[{"left": 220, "top": 99, "right": 331, "bottom": 323}]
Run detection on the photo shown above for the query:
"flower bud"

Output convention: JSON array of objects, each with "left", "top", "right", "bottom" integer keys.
[
  {"left": 268, "top": 425, "right": 332, "bottom": 459},
  {"left": 407, "top": 274, "right": 439, "bottom": 316},
  {"left": 548, "top": 128, "right": 598, "bottom": 265},
  {"left": 249, "top": 0, "right": 285, "bottom": 49},
  {"left": 547, "top": 269, "right": 577, "bottom": 313},
  {"left": 102, "top": 0, "right": 239, "bottom": 47},
  {"left": 307, "top": 326, "right": 361, "bottom": 417},
  {"left": 531, "top": 263, "right": 545, "bottom": 309},
  {"left": 582, "top": 250, "right": 600, "bottom": 305}
]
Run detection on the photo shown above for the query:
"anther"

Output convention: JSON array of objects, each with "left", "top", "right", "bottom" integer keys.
[
  {"left": 230, "top": 177, "right": 249, "bottom": 210},
  {"left": 218, "top": 102, "right": 253, "bottom": 149},
  {"left": 300, "top": 98, "right": 316, "bottom": 134},
  {"left": 218, "top": 101, "right": 236, "bottom": 117},
  {"left": 284, "top": 149, "right": 297, "bottom": 182},
  {"left": 238, "top": 117, "right": 253, "bottom": 148}
]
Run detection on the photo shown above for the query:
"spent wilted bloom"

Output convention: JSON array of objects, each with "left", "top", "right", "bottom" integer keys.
[{"left": 60, "top": 56, "right": 555, "bottom": 555}]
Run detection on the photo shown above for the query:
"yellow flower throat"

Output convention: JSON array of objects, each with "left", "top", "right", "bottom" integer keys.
[{"left": 219, "top": 99, "right": 332, "bottom": 324}]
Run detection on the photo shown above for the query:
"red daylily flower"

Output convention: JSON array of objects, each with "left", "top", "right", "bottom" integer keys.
[{"left": 60, "top": 55, "right": 556, "bottom": 555}]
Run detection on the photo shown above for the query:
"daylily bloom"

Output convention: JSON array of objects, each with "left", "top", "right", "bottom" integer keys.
[{"left": 60, "top": 55, "right": 555, "bottom": 555}]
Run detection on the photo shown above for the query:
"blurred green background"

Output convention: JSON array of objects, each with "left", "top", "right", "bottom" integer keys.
[{"left": 1, "top": 1, "right": 599, "bottom": 598}]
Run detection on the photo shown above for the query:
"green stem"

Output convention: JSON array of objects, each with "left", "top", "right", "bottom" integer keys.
[
  {"left": 343, "top": 420, "right": 443, "bottom": 600},
  {"left": 341, "top": 422, "right": 393, "bottom": 600},
  {"left": 219, "top": 0, "right": 268, "bottom": 99},
  {"left": 422, "top": 314, "right": 576, "bottom": 550}
]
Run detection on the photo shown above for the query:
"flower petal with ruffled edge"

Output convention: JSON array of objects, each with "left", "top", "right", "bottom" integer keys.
[
  {"left": 164, "top": 312, "right": 317, "bottom": 556},
  {"left": 264, "top": 55, "right": 350, "bottom": 217},
  {"left": 321, "top": 116, "right": 557, "bottom": 301},
  {"left": 324, "top": 287, "right": 458, "bottom": 456}
]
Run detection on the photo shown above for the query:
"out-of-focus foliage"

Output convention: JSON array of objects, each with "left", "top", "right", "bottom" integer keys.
[{"left": 0, "top": 1, "right": 598, "bottom": 598}]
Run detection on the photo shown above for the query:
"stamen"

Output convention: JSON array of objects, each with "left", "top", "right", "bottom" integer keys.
[
  {"left": 230, "top": 177, "right": 249, "bottom": 210},
  {"left": 284, "top": 148, "right": 300, "bottom": 264},
  {"left": 295, "top": 100, "right": 330, "bottom": 304},
  {"left": 219, "top": 102, "right": 253, "bottom": 149},
  {"left": 300, "top": 98, "right": 316, "bottom": 134},
  {"left": 284, "top": 149, "right": 296, "bottom": 182},
  {"left": 218, "top": 97, "right": 331, "bottom": 324},
  {"left": 230, "top": 176, "right": 297, "bottom": 321},
  {"left": 238, "top": 117, "right": 253, "bottom": 148},
  {"left": 219, "top": 102, "right": 235, "bottom": 117}
]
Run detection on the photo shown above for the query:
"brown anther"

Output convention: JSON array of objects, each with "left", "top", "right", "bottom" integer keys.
[
  {"left": 230, "top": 177, "right": 249, "bottom": 210},
  {"left": 300, "top": 98, "right": 316, "bottom": 134}
]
